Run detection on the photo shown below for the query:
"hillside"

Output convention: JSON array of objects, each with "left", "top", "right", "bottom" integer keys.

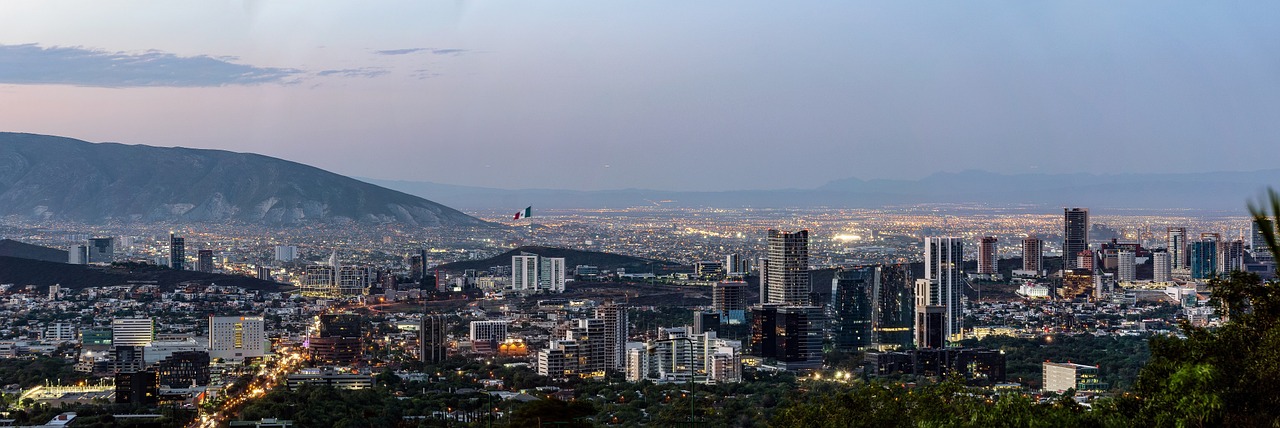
[
  {"left": 0, "top": 256, "right": 288, "bottom": 292},
  {"left": 435, "top": 246, "right": 680, "bottom": 273},
  {"left": 0, "top": 239, "right": 67, "bottom": 263},
  {"left": 0, "top": 133, "right": 493, "bottom": 227}
]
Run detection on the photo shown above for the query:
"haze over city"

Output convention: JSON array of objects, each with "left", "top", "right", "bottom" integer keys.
[{"left": 3, "top": 2, "right": 1280, "bottom": 191}]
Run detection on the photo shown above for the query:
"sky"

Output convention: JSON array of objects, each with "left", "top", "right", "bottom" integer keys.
[{"left": 1, "top": 2, "right": 1279, "bottom": 192}]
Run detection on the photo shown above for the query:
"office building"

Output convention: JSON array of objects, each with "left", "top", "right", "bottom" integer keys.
[
  {"left": 977, "top": 237, "right": 998, "bottom": 275},
  {"left": 765, "top": 229, "right": 810, "bottom": 305},
  {"left": 693, "top": 311, "right": 721, "bottom": 335},
  {"left": 725, "top": 254, "right": 750, "bottom": 276},
  {"left": 310, "top": 314, "right": 362, "bottom": 365},
  {"left": 257, "top": 266, "right": 273, "bottom": 281},
  {"left": 537, "top": 318, "right": 607, "bottom": 379},
  {"left": 713, "top": 281, "right": 748, "bottom": 324},
  {"left": 1043, "top": 362, "right": 1107, "bottom": 393},
  {"left": 512, "top": 254, "right": 539, "bottom": 291},
  {"left": 274, "top": 245, "right": 297, "bottom": 263},
  {"left": 872, "top": 264, "right": 914, "bottom": 350},
  {"left": 468, "top": 320, "right": 509, "bottom": 354},
  {"left": 45, "top": 323, "right": 75, "bottom": 343},
  {"left": 115, "top": 370, "right": 159, "bottom": 405},
  {"left": 197, "top": 249, "right": 214, "bottom": 273},
  {"left": 1063, "top": 208, "right": 1089, "bottom": 269},
  {"left": 750, "top": 304, "right": 822, "bottom": 371},
  {"left": 1252, "top": 219, "right": 1276, "bottom": 262},
  {"left": 68, "top": 244, "right": 88, "bottom": 265},
  {"left": 1168, "top": 227, "right": 1188, "bottom": 270},
  {"left": 915, "top": 279, "right": 947, "bottom": 349},
  {"left": 155, "top": 351, "right": 210, "bottom": 388},
  {"left": 112, "top": 318, "right": 154, "bottom": 348},
  {"left": 595, "top": 302, "right": 628, "bottom": 371},
  {"left": 540, "top": 257, "right": 567, "bottom": 293},
  {"left": 830, "top": 267, "right": 875, "bottom": 352},
  {"left": 920, "top": 237, "right": 963, "bottom": 345},
  {"left": 864, "top": 348, "right": 1006, "bottom": 384},
  {"left": 209, "top": 315, "right": 266, "bottom": 362},
  {"left": 1190, "top": 240, "right": 1218, "bottom": 279},
  {"left": 1022, "top": 236, "right": 1043, "bottom": 274},
  {"left": 1117, "top": 250, "right": 1136, "bottom": 282},
  {"left": 1153, "top": 251, "right": 1172, "bottom": 282},
  {"left": 1077, "top": 249, "right": 1095, "bottom": 271},
  {"left": 302, "top": 263, "right": 373, "bottom": 297},
  {"left": 169, "top": 233, "right": 185, "bottom": 271},
  {"left": 421, "top": 314, "right": 448, "bottom": 363},
  {"left": 87, "top": 237, "right": 113, "bottom": 264},
  {"left": 1220, "top": 240, "right": 1246, "bottom": 274}
]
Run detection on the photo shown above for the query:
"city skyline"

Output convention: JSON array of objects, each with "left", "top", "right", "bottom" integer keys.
[{"left": 2, "top": 2, "right": 1280, "bottom": 191}]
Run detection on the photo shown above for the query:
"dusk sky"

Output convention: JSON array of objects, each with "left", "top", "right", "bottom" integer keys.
[{"left": 1, "top": 2, "right": 1278, "bottom": 191}]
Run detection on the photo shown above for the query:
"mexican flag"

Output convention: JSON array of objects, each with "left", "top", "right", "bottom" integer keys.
[{"left": 513, "top": 206, "right": 532, "bottom": 220}]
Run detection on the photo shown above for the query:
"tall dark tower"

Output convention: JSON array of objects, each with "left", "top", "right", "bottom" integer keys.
[
  {"left": 421, "top": 314, "right": 448, "bottom": 363},
  {"left": 765, "top": 229, "right": 810, "bottom": 304},
  {"left": 1063, "top": 208, "right": 1089, "bottom": 269},
  {"left": 169, "top": 233, "right": 185, "bottom": 271}
]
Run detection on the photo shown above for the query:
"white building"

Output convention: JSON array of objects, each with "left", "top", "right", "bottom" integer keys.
[
  {"left": 1117, "top": 251, "right": 1136, "bottom": 282},
  {"left": 112, "top": 318, "right": 154, "bottom": 348},
  {"left": 625, "top": 326, "right": 741, "bottom": 384},
  {"left": 469, "top": 320, "right": 510, "bottom": 343},
  {"left": 512, "top": 254, "right": 539, "bottom": 291},
  {"left": 209, "top": 315, "right": 267, "bottom": 361},
  {"left": 44, "top": 323, "right": 75, "bottom": 343},
  {"left": 274, "top": 245, "right": 297, "bottom": 262},
  {"left": 1153, "top": 252, "right": 1172, "bottom": 283},
  {"left": 144, "top": 338, "right": 204, "bottom": 365},
  {"left": 540, "top": 257, "right": 566, "bottom": 293},
  {"left": 1043, "top": 362, "right": 1106, "bottom": 393}
]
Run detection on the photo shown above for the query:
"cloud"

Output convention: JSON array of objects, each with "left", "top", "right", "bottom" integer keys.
[
  {"left": 316, "top": 68, "right": 390, "bottom": 78},
  {"left": 374, "top": 47, "right": 469, "bottom": 56},
  {"left": 0, "top": 44, "right": 302, "bottom": 87}
]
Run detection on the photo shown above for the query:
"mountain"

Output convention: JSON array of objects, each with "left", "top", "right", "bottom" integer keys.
[
  {"left": 366, "top": 169, "right": 1280, "bottom": 211},
  {"left": 0, "top": 239, "right": 67, "bottom": 263},
  {"left": 434, "top": 245, "right": 680, "bottom": 273},
  {"left": 0, "top": 256, "right": 287, "bottom": 291},
  {"left": 0, "top": 133, "right": 494, "bottom": 227}
]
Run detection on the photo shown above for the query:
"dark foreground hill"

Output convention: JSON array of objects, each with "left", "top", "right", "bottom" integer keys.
[
  {"left": 0, "top": 132, "right": 493, "bottom": 227},
  {"left": 435, "top": 246, "right": 680, "bottom": 273},
  {"left": 0, "top": 256, "right": 288, "bottom": 292},
  {"left": 0, "top": 239, "right": 67, "bottom": 263}
]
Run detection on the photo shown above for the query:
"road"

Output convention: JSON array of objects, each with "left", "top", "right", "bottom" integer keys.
[{"left": 191, "top": 345, "right": 306, "bottom": 428}]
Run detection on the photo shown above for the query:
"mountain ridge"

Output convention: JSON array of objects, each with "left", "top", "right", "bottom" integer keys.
[{"left": 0, "top": 133, "right": 493, "bottom": 227}]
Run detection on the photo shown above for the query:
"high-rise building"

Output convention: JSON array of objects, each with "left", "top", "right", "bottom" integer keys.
[
  {"left": 749, "top": 304, "right": 823, "bottom": 371},
  {"left": 595, "top": 302, "right": 628, "bottom": 371},
  {"left": 1117, "top": 250, "right": 1136, "bottom": 282},
  {"left": 1167, "top": 227, "right": 1188, "bottom": 270},
  {"left": 469, "top": 320, "right": 509, "bottom": 354},
  {"left": 540, "top": 257, "right": 566, "bottom": 293},
  {"left": 1153, "top": 251, "right": 1172, "bottom": 282},
  {"left": 274, "top": 245, "right": 297, "bottom": 262},
  {"left": 1220, "top": 239, "right": 1246, "bottom": 274},
  {"left": 914, "top": 279, "right": 947, "bottom": 349},
  {"left": 1077, "top": 249, "right": 1095, "bottom": 271},
  {"left": 765, "top": 229, "right": 810, "bottom": 305},
  {"left": 921, "top": 237, "right": 963, "bottom": 343},
  {"left": 1022, "top": 236, "right": 1044, "bottom": 274},
  {"left": 537, "top": 318, "right": 608, "bottom": 379},
  {"left": 830, "top": 267, "right": 874, "bottom": 352},
  {"left": 725, "top": 254, "right": 750, "bottom": 276},
  {"left": 311, "top": 314, "right": 363, "bottom": 365},
  {"left": 421, "top": 314, "right": 449, "bottom": 363},
  {"left": 302, "top": 262, "right": 373, "bottom": 297},
  {"left": 627, "top": 326, "right": 741, "bottom": 384},
  {"left": 209, "top": 315, "right": 266, "bottom": 362},
  {"left": 512, "top": 254, "right": 539, "bottom": 291},
  {"left": 257, "top": 266, "right": 273, "bottom": 281},
  {"left": 154, "top": 351, "right": 211, "bottom": 388},
  {"left": 169, "top": 233, "right": 185, "bottom": 271},
  {"left": 197, "top": 249, "right": 214, "bottom": 273},
  {"left": 68, "top": 244, "right": 87, "bottom": 265},
  {"left": 87, "top": 237, "right": 113, "bottom": 264},
  {"left": 713, "top": 281, "right": 748, "bottom": 324},
  {"left": 872, "top": 264, "right": 914, "bottom": 350},
  {"left": 112, "top": 318, "right": 154, "bottom": 348},
  {"left": 1252, "top": 219, "right": 1276, "bottom": 263},
  {"left": 977, "top": 237, "right": 998, "bottom": 275},
  {"left": 1063, "top": 208, "right": 1089, "bottom": 269},
  {"left": 1190, "top": 240, "right": 1218, "bottom": 279}
]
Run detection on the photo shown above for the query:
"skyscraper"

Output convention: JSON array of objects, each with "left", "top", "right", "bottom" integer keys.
[
  {"left": 539, "top": 257, "right": 566, "bottom": 293},
  {"left": 1220, "top": 239, "right": 1245, "bottom": 274},
  {"left": 1190, "top": 240, "right": 1218, "bottom": 279},
  {"left": 921, "top": 237, "right": 963, "bottom": 342},
  {"left": 595, "top": 302, "right": 627, "bottom": 372},
  {"left": 1153, "top": 251, "right": 1172, "bottom": 282},
  {"left": 169, "top": 233, "right": 185, "bottom": 271},
  {"left": 713, "top": 281, "right": 748, "bottom": 324},
  {"left": 872, "top": 264, "right": 914, "bottom": 350},
  {"left": 209, "top": 315, "right": 266, "bottom": 361},
  {"left": 273, "top": 245, "right": 297, "bottom": 262},
  {"left": 1063, "top": 208, "right": 1089, "bottom": 269},
  {"left": 1022, "top": 236, "right": 1044, "bottom": 274},
  {"left": 749, "top": 304, "right": 822, "bottom": 371},
  {"left": 87, "top": 237, "right": 113, "bottom": 264},
  {"left": 765, "top": 229, "right": 810, "bottom": 305},
  {"left": 1252, "top": 219, "right": 1276, "bottom": 262},
  {"left": 977, "top": 236, "right": 998, "bottom": 275},
  {"left": 421, "top": 314, "right": 448, "bottom": 363},
  {"left": 1117, "top": 250, "right": 1135, "bottom": 282},
  {"left": 830, "top": 267, "right": 874, "bottom": 352},
  {"left": 512, "top": 254, "right": 539, "bottom": 291},
  {"left": 1167, "top": 227, "right": 1188, "bottom": 270},
  {"left": 196, "top": 249, "right": 214, "bottom": 273}
]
